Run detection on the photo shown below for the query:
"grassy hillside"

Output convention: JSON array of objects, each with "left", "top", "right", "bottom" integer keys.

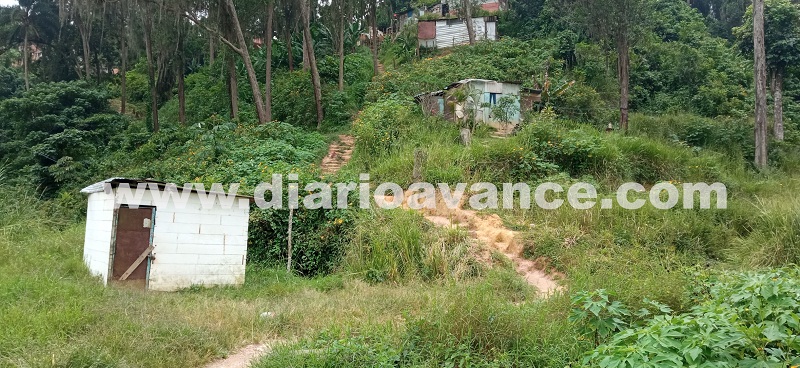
[{"left": 2, "top": 2, "right": 800, "bottom": 365}]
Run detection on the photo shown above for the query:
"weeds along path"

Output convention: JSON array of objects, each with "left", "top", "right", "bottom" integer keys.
[
  {"left": 424, "top": 205, "right": 563, "bottom": 297},
  {"left": 379, "top": 192, "right": 563, "bottom": 297},
  {"left": 320, "top": 135, "right": 355, "bottom": 175}
]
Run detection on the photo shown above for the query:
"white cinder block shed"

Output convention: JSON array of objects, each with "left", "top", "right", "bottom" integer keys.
[{"left": 81, "top": 178, "right": 252, "bottom": 291}]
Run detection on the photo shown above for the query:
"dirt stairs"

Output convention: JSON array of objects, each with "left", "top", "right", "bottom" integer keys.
[
  {"left": 422, "top": 202, "right": 563, "bottom": 297},
  {"left": 381, "top": 191, "right": 564, "bottom": 297},
  {"left": 320, "top": 135, "right": 355, "bottom": 175},
  {"left": 490, "top": 124, "right": 516, "bottom": 139}
]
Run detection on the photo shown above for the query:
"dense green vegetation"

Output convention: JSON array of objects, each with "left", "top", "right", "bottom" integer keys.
[{"left": 1, "top": 0, "right": 800, "bottom": 366}]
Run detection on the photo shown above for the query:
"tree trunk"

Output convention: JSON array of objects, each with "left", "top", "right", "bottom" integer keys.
[
  {"left": 302, "top": 32, "right": 310, "bottom": 70},
  {"left": 370, "top": 0, "right": 379, "bottom": 75},
  {"left": 178, "top": 69, "right": 186, "bottom": 124},
  {"left": 78, "top": 16, "right": 92, "bottom": 81},
  {"left": 94, "top": 51, "right": 102, "bottom": 84},
  {"left": 120, "top": 2, "right": 128, "bottom": 114},
  {"left": 227, "top": 55, "right": 239, "bottom": 119},
  {"left": 208, "top": 4, "right": 216, "bottom": 64},
  {"left": 23, "top": 30, "right": 29, "bottom": 91},
  {"left": 464, "top": 0, "right": 475, "bottom": 45},
  {"left": 225, "top": 0, "right": 269, "bottom": 124},
  {"left": 286, "top": 29, "right": 294, "bottom": 71},
  {"left": 754, "top": 0, "right": 769, "bottom": 169},
  {"left": 302, "top": 0, "right": 324, "bottom": 129},
  {"left": 771, "top": 68, "right": 784, "bottom": 141},
  {"left": 177, "top": 29, "right": 186, "bottom": 125},
  {"left": 617, "top": 35, "right": 630, "bottom": 132},
  {"left": 143, "top": 8, "right": 159, "bottom": 132},
  {"left": 265, "top": 2, "right": 274, "bottom": 123},
  {"left": 209, "top": 37, "right": 216, "bottom": 64},
  {"left": 338, "top": 11, "right": 345, "bottom": 91}
]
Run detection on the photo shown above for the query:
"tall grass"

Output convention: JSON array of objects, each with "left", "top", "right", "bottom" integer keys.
[
  {"left": 253, "top": 271, "right": 585, "bottom": 368},
  {"left": 344, "top": 209, "right": 480, "bottom": 283},
  {"left": 732, "top": 195, "right": 800, "bottom": 267}
]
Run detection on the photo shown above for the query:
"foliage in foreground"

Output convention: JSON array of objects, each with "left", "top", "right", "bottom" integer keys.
[{"left": 582, "top": 268, "right": 800, "bottom": 367}]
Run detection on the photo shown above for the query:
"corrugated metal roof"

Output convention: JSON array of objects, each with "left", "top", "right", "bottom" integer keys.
[
  {"left": 80, "top": 178, "right": 166, "bottom": 194},
  {"left": 445, "top": 79, "right": 510, "bottom": 90},
  {"left": 81, "top": 178, "right": 254, "bottom": 200},
  {"left": 414, "top": 90, "right": 445, "bottom": 102}
]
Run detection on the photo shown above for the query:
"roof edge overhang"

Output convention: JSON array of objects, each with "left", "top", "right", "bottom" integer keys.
[{"left": 81, "top": 178, "right": 255, "bottom": 201}]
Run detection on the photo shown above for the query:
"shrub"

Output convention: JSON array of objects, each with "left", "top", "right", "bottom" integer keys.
[
  {"left": 125, "top": 69, "right": 150, "bottom": 104},
  {"left": 0, "top": 67, "right": 24, "bottom": 100},
  {"left": 585, "top": 268, "right": 800, "bottom": 367},
  {"left": 352, "top": 98, "right": 416, "bottom": 166},
  {"left": 158, "top": 70, "right": 229, "bottom": 126},
  {"left": 249, "top": 204, "right": 355, "bottom": 277},
  {"left": 0, "top": 81, "right": 126, "bottom": 194},
  {"left": 273, "top": 70, "right": 317, "bottom": 128}
]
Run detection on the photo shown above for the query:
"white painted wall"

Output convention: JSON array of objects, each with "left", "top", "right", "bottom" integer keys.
[
  {"left": 451, "top": 81, "right": 523, "bottom": 127},
  {"left": 82, "top": 186, "right": 251, "bottom": 291},
  {"left": 83, "top": 191, "right": 116, "bottom": 284}
]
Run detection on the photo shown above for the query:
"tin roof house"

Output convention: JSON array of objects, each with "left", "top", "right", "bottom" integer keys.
[
  {"left": 81, "top": 178, "right": 252, "bottom": 291},
  {"left": 415, "top": 79, "right": 541, "bottom": 129},
  {"left": 418, "top": 16, "right": 498, "bottom": 49}
]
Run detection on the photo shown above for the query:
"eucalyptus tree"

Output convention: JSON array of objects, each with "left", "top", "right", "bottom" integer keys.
[
  {"left": 369, "top": 0, "right": 378, "bottom": 75},
  {"left": 277, "top": 0, "right": 298, "bottom": 71},
  {"left": 182, "top": 0, "right": 269, "bottom": 124},
  {"left": 735, "top": 0, "right": 800, "bottom": 142},
  {"left": 58, "top": 0, "right": 99, "bottom": 80},
  {"left": 323, "top": 0, "right": 353, "bottom": 91},
  {"left": 117, "top": 0, "right": 129, "bottom": 113},
  {"left": 138, "top": 0, "right": 159, "bottom": 131},
  {"left": 302, "top": 0, "right": 324, "bottom": 128},
  {"left": 753, "top": 0, "right": 769, "bottom": 168},
  {"left": 563, "top": 0, "right": 653, "bottom": 132},
  {"left": 1, "top": 0, "right": 59, "bottom": 90},
  {"left": 264, "top": 0, "right": 274, "bottom": 122},
  {"left": 730, "top": 0, "right": 771, "bottom": 168}
]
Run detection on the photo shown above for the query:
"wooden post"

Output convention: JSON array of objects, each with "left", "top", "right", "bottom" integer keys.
[{"left": 287, "top": 207, "right": 294, "bottom": 272}]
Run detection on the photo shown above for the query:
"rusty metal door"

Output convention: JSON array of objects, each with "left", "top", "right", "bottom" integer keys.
[{"left": 111, "top": 207, "right": 155, "bottom": 283}]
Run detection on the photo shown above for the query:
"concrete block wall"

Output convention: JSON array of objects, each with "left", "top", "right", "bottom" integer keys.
[
  {"left": 109, "top": 189, "right": 250, "bottom": 291},
  {"left": 82, "top": 192, "right": 116, "bottom": 284}
]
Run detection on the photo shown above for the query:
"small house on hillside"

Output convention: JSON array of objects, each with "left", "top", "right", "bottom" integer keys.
[
  {"left": 81, "top": 178, "right": 252, "bottom": 291},
  {"left": 415, "top": 79, "right": 541, "bottom": 128},
  {"left": 418, "top": 16, "right": 498, "bottom": 49}
]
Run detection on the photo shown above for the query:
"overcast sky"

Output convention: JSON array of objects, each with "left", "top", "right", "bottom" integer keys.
[{"left": 0, "top": 0, "right": 18, "bottom": 6}]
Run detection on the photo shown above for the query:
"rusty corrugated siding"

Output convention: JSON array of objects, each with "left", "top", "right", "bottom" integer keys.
[
  {"left": 419, "top": 21, "right": 436, "bottom": 40},
  {"left": 481, "top": 2, "right": 501, "bottom": 12}
]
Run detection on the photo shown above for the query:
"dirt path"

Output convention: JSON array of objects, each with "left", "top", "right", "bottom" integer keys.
[
  {"left": 320, "top": 135, "right": 355, "bottom": 175},
  {"left": 203, "top": 343, "right": 272, "bottom": 368},
  {"left": 490, "top": 123, "right": 516, "bottom": 139},
  {"left": 381, "top": 192, "right": 563, "bottom": 297}
]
